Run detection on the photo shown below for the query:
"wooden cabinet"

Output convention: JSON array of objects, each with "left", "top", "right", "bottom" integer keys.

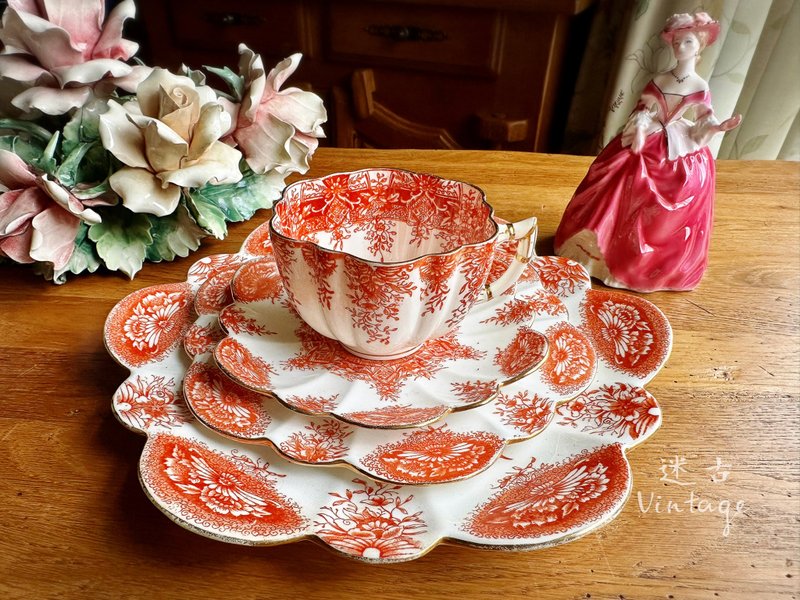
[{"left": 137, "top": 0, "right": 593, "bottom": 151}]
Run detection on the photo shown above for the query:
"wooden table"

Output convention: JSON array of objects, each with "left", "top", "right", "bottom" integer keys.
[{"left": 1, "top": 149, "right": 798, "bottom": 599}]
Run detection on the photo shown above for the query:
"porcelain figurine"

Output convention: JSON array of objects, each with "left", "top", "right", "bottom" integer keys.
[{"left": 555, "top": 12, "right": 742, "bottom": 292}]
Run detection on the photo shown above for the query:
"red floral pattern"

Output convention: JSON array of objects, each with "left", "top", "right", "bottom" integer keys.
[
  {"left": 194, "top": 268, "right": 237, "bottom": 316},
  {"left": 450, "top": 380, "right": 499, "bottom": 405},
  {"left": 283, "top": 323, "right": 484, "bottom": 402},
  {"left": 184, "top": 361, "right": 270, "bottom": 438},
  {"left": 276, "top": 169, "right": 494, "bottom": 252},
  {"left": 216, "top": 337, "right": 275, "bottom": 390},
  {"left": 532, "top": 256, "right": 590, "bottom": 298},
  {"left": 279, "top": 420, "right": 352, "bottom": 462},
  {"left": 493, "top": 328, "right": 548, "bottom": 378},
  {"left": 581, "top": 290, "right": 670, "bottom": 379},
  {"left": 114, "top": 374, "right": 191, "bottom": 431},
  {"left": 361, "top": 426, "right": 504, "bottom": 484},
  {"left": 282, "top": 395, "right": 339, "bottom": 414},
  {"left": 341, "top": 406, "right": 448, "bottom": 428},
  {"left": 542, "top": 322, "right": 596, "bottom": 395},
  {"left": 219, "top": 305, "right": 275, "bottom": 337},
  {"left": 494, "top": 391, "right": 554, "bottom": 435},
  {"left": 482, "top": 290, "right": 567, "bottom": 326},
  {"left": 141, "top": 435, "right": 305, "bottom": 537},
  {"left": 105, "top": 283, "right": 193, "bottom": 367},
  {"left": 187, "top": 254, "right": 247, "bottom": 286},
  {"left": 344, "top": 257, "right": 416, "bottom": 346},
  {"left": 242, "top": 223, "right": 275, "bottom": 257},
  {"left": 556, "top": 384, "right": 661, "bottom": 441},
  {"left": 183, "top": 322, "right": 225, "bottom": 358},
  {"left": 230, "top": 258, "right": 283, "bottom": 304},
  {"left": 315, "top": 478, "right": 427, "bottom": 559},
  {"left": 466, "top": 445, "right": 628, "bottom": 539},
  {"left": 419, "top": 253, "right": 458, "bottom": 316}
]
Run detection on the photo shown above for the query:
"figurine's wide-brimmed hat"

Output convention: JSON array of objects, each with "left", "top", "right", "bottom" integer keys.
[{"left": 661, "top": 12, "right": 720, "bottom": 46}]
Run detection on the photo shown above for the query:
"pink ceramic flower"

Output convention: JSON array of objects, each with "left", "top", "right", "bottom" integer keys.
[
  {"left": 224, "top": 46, "right": 326, "bottom": 175},
  {"left": 0, "top": 0, "right": 151, "bottom": 115},
  {"left": 0, "top": 150, "right": 112, "bottom": 268}
]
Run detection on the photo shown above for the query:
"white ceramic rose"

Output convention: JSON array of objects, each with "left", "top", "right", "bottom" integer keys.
[{"left": 99, "top": 68, "right": 243, "bottom": 217}]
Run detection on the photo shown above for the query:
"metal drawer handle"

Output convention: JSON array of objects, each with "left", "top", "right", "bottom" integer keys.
[
  {"left": 205, "top": 12, "right": 264, "bottom": 27},
  {"left": 365, "top": 24, "right": 447, "bottom": 42}
]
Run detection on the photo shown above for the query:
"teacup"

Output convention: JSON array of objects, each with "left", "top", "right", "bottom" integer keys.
[{"left": 269, "top": 168, "right": 537, "bottom": 360}]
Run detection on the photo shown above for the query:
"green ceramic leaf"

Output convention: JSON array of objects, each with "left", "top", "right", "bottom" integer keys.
[
  {"left": 88, "top": 209, "right": 152, "bottom": 278},
  {"left": 0, "top": 118, "right": 53, "bottom": 144},
  {"left": 187, "top": 169, "right": 284, "bottom": 238},
  {"left": 62, "top": 105, "right": 103, "bottom": 156},
  {"left": 35, "top": 131, "right": 59, "bottom": 175},
  {"left": 56, "top": 142, "right": 94, "bottom": 186},
  {"left": 146, "top": 202, "right": 206, "bottom": 262},
  {"left": 186, "top": 188, "right": 228, "bottom": 239},
  {"left": 205, "top": 65, "right": 245, "bottom": 101},
  {"left": 0, "top": 134, "right": 45, "bottom": 164}
]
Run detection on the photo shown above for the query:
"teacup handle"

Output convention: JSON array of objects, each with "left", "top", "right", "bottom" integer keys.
[{"left": 482, "top": 217, "right": 538, "bottom": 301}]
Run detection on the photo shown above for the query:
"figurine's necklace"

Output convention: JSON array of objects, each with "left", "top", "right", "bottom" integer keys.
[{"left": 671, "top": 69, "right": 690, "bottom": 83}]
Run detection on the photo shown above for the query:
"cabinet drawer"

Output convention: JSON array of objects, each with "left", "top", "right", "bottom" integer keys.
[
  {"left": 327, "top": 2, "right": 503, "bottom": 76},
  {"left": 166, "top": 0, "right": 312, "bottom": 59}
]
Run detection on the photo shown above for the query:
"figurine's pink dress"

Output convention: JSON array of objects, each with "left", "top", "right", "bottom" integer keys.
[{"left": 555, "top": 81, "right": 716, "bottom": 292}]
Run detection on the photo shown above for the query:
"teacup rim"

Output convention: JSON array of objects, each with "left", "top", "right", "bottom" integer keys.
[{"left": 269, "top": 166, "right": 502, "bottom": 268}]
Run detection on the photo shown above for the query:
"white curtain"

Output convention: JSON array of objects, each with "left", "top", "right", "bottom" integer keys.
[{"left": 562, "top": 0, "right": 800, "bottom": 159}]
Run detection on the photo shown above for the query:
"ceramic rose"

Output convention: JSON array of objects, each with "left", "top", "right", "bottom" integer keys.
[
  {"left": 269, "top": 168, "right": 537, "bottom": 360},
  {"left": 0, "top": 0, "right": 151, "bottom": 115},
  {"left": 223, "top": 46, "right": 327, "bottom": 176},
  {"left": 0, "top": 150, "right": 114, "bottom": 269},
  {"left": 99, "top": 68, "right": 243, "bottom": 217}
]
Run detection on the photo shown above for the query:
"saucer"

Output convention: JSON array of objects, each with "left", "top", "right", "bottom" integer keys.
[
  {"left": 178, "top": 248, "right": 596, "bottom": 484},
  {"left": 213, "top": 258, "right": 563, "bottom": 428}
]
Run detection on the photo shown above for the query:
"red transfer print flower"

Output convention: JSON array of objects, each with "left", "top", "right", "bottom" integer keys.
[
  {"left": 279, "top": 420, "right": 352, "bottom": 463},
  {"left": 580, "top": 289, "right": 670, "bottom": 380},
  {"left": 105, "top": 283, "right": 193, "bottom": 367},
  {"left": 141, "top": 435, "right": 305, "bottom": 537},
  {"left": 466, "top": 445, "right": 628, "bottom": 539},
  {"left": 361, "top": 426, "right": 505, "bottom": 484},
  {"left": 215, "top": 337, "right": 275, "bottom": 390},
  {"left": 494, "top": 390, "right": 554, "bottom": 435},
  {"left": 556, "top": 383, "right": 661, "bottom": 442},
  {"left": 316, "top": 479, "right": 427, "bottom": 559},
  {"left": 541, "top": 322, "right": 596, "bottom": 395},
  {"left": 184, "top": 361, "right": 270, "bottom": 439},
  {"left": 284, "top": 323, "right": 483, "bottom": 402},
  {"left": 532, "top": 256, "right": 590, "bottom": 297},
  {"left": 493, "top": 327, "right": 548, "bottom": 378},
  {"left": 114, "top": 374, "right": 191, "bottom": 431},
  {"left": 481, "top": 290, "right": 567, "bottom": 326}
]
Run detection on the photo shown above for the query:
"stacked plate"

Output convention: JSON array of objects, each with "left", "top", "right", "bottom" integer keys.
[{"left": 104, "top": 220, "right": 672, "bottom": 562}]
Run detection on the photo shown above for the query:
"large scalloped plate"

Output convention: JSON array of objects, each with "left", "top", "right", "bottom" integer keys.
[{"left": 105, "top": 221, "right": 673, "bottom": 561}]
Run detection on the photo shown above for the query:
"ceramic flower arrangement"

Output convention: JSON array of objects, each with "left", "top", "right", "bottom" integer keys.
[{"left": 0, "top": 0, "right": 326, "bottom": 283}]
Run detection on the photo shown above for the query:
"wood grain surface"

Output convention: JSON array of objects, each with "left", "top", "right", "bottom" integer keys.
[{"left": 1, "top": 149, "right": 798, "bottom": 599}]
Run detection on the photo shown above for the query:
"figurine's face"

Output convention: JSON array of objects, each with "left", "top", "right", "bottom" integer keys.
[{"left": 672, "top": 31, "right": 702, "bottom": 61}]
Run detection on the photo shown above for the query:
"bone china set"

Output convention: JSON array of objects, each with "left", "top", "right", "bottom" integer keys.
[{"left": 105, "top": 168, "right": 672, "bottom": 562}]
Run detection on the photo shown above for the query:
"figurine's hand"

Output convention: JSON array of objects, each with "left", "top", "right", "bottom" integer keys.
[
  {"left": 630, "top": 127, "right": 646, "bottom": 154},
  {"left": 718, "top": 114, "right": 742, "bottom": 133}
]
